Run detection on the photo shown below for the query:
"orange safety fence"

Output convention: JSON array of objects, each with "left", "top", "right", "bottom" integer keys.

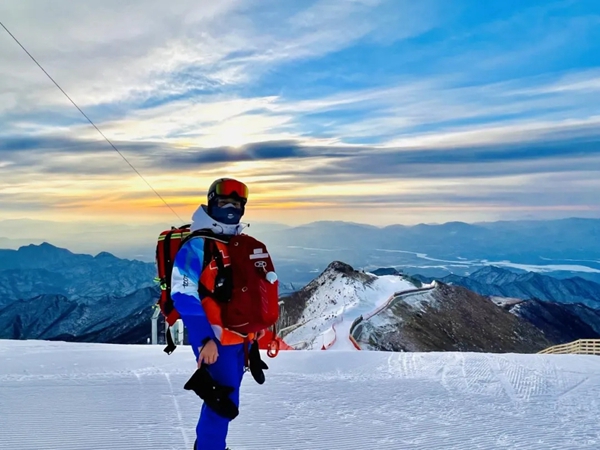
[
  {"left": 348, "top": 334, "right": 362, "bottom": 350},
  {"left": 321, "top": 320, "right": 340, "bottom": 350}
]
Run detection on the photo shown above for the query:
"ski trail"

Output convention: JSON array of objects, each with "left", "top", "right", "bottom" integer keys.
[
  {"left": 558, "top": 376, "right": 590, "bottom": 400},
  {"left": 343, "top": 285, "right": 437, "bottom": 351},
  {"left": 135, "top": 371, "right": 154, "bottom": 450},
  {"left": 287, "top": 277, "right": 422, "bottom": 351},
  {"left": 165, "top": 373, "right": 189, "bottom": 449}
]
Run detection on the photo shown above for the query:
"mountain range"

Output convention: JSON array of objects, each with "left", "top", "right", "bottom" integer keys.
[
  {"left": 0, "top": 287, "right": 159, "bottom": 344},
  {"left": 411, "top": 266, "right": 600, "bottom": 309},
  {"left": 2, "top": 217, "right": 600, "bottom": 287},
  {"left": 253, "top": 218, "right": 600, "bottom": 286},
  {"left": 1, "top": 242, "right": 600, "bottom": 350},
  {"left": 0, "top": 243, "right": 158, "bottom": 343},
  {"left": 0, "top": 243, "right": 156, "bottom": 306}
]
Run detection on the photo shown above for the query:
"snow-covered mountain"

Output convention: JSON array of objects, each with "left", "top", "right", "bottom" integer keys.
[
  {"left": 279, "top": 261, "right": 418, "bottom": 350},
  {"left": 279, "top": 262, "right": 600, "bottom": 353}
]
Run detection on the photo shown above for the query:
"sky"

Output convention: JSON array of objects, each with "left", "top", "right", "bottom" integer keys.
[{"left": 1, "top": 0, "right": 600, "bottom": 229}]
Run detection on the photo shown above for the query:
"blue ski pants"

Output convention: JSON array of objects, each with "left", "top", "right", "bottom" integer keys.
[{"left": 195, "top": 341, "right": 246, "bottom": 450}]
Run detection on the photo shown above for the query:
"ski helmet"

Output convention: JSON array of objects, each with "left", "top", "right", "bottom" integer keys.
[{"left": 207, "top": 178, "right": 249, "bottom": 224}]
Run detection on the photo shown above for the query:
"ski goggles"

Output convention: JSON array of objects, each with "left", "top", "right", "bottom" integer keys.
[{"left": 214, "top": 179, "right": 249, "bottom": 200}]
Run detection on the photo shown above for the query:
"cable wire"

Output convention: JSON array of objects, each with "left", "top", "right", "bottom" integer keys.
[{"left": 0, "top": 20, "right": 183, "bottom": 222}]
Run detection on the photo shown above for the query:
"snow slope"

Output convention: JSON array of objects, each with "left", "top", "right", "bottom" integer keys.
[
  {"left": 282, "top": 268, "right": 416, "bottom": 350},
  {"left": 2, "top": 340, "right": 600, "bottom": 449}
]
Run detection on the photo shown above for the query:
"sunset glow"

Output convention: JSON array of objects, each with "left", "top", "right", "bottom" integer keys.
[{"left": 1, "top": 1, "right": 599, "bottom": 229}]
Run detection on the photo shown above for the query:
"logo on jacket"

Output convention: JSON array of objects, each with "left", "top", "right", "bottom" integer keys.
[{"left": 208, "top": 249, "right": 231, "bottom": 271}]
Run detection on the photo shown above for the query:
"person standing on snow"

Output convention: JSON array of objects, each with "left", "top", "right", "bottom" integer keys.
[{"left": 170, "top": 178, "right": 269, "bottom": 450}]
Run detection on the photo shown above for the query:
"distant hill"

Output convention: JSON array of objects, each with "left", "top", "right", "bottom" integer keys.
[
  {"left": 0, "top": 242, "right": 158, "bottom": 344},
  {"left": 0, "top": 242, "right": 156, "bottom": 307},
  {"left": 508, "top": 300, "right": 600, "bottom": 344},
  {"left": 3, "top": 217, "right": 600, "bottom": 286}
]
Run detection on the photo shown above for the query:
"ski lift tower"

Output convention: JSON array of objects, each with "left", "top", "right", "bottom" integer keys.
[{"left": 151, "top": 305, "right": 185, "bottom": 346}]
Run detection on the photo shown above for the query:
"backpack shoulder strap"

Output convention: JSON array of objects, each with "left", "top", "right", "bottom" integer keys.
[
  {"left": 179, "top": 228, "right": 229, "bottom": 247},
  {"left": 180, "top": 229, "right": 231, "bottom": 299},
  {"left": 180, "top": 228, "right": 230, "bottom": 271}
]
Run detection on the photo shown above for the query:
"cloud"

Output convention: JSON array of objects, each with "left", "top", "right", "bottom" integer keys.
[
  {"left": 0, "top": 0, "right": 438, "bottom": 123},
  {"left": 2, "top": 1, "right": 597, "bottom": 151},
  {"left": 3, "top": 123, "right": 600, "bottom": 197},
  {"left": 91, "top": 67, "right": 600, "bottom": 149},
  {"left": 0, "top": 1, "right": 241, "bottom": 105},
  {"left": 1, "top": 1, "right": 599, "bottom": 226}
]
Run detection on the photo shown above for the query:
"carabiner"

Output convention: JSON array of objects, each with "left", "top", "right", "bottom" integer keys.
[{"left": 266, "top": 339, "right": 280, "bottom": 358}]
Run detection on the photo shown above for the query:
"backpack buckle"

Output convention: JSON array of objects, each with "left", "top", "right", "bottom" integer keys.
[{"left": 153, "top": 277, "right": 167, "bottom": 290}]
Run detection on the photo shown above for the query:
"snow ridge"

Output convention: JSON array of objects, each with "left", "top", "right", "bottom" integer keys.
[{"left": 282, "top": 265, "right": 416, "bottom": 350}]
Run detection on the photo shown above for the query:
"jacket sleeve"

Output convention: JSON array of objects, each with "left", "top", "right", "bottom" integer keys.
[{"left": 171, "top": 237, "right": 215, "bottom": 352}]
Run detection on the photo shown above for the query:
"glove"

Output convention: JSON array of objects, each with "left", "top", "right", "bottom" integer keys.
[
  {"left": 249, "top": 340, "right": 269, "bottom": 385},
  {"left": 184, "top": 365, "right": 239, "bottom": 420}
]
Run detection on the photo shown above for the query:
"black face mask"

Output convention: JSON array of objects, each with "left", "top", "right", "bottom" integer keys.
[{"left": 209, "top": 203, "right": 244, "bottom": 224}]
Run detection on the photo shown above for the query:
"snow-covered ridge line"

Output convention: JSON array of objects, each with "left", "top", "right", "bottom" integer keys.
[
  {"left": 364, "top": 281, "right": 438, "bottom": 321},
  {"left": 281, "top": 265, "right": 419, "bottom": 350},
  {"left": 348, "top": 282, "right": 438, "bottom": 350}
]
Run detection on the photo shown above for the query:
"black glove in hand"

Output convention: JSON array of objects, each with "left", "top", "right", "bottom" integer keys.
[
  {"left": 184, "top": 365, "right": 239, "bottom": 420},
  {"left": 249, "top": 340, "right": 269, "bottom": 385}
]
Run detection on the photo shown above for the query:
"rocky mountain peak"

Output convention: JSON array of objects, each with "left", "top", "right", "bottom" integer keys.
[
  {"left": 324, "top": 261, "right": 355, "bottom": 274},
  {"left": 320, "top": 261, "right": 376, "bottom": 283}
]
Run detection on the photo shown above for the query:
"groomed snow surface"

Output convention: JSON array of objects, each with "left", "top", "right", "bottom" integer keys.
[{"left": 2, "top": 341, "right": 600, "bottom": 449}]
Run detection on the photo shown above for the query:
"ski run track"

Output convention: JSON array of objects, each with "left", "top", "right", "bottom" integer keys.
[
  {"left": 324, "top": 285, "right": 437, "bottom": 351},
  {"left": 2, "top": 340, "right": 600, "bottom": 449},
  {"left": 281, "top": 274, "right": 432, "bottom": 351}
]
